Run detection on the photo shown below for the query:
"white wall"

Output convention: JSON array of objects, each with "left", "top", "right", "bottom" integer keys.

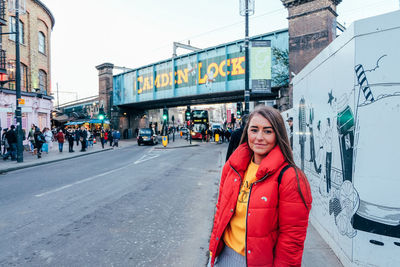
[{"left": 291, "top": 10, "right": 400, "bottom": 267}]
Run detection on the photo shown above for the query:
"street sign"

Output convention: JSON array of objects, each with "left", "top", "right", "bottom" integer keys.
[
  {"left": 17, "top": 98, "right": 25, "bottom": 105},
  {"left": 250, "top": 40, "right": 272, "bottom": 93}
]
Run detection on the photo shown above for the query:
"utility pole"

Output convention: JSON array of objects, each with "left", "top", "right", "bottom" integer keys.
[
  {"left": 240, "top": 0, "right": 254, "bottom": 115},
  {"left": 15, "top": 0, "right": 23, "bottom": 163}
]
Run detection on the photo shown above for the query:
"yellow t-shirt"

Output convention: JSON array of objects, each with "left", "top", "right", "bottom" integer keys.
[{"left": 223, "top": 160, "right": 259, "bottom": 256}]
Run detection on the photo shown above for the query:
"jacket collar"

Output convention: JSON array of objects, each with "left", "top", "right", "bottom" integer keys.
[{"left": 229, "top": 143, "right": 286, "bottom": 179}]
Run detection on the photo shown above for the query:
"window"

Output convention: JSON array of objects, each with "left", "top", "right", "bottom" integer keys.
[
  {"left": 9, "top": 16, "right": 24, "bottom": 44},
  {"left": 39, "top": 69, "right": 47, "bottom": 94},
  {"left": 21, "top": 63, "right": 28, "bottom": 91},
  {"left": 7, "top": 61, "right": 29, "bottom": 91},
  {"left": 38, "top": 32, "right": 46, "bottom": 54}
]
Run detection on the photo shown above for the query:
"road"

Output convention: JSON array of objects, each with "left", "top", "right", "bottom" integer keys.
[{"left": 0, "top": 141, "right": 226, "bottom": 266}]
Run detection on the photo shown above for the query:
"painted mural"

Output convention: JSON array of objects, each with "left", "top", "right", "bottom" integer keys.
[{"left": 291, "top": 11, "right": 400, "bottom": 266}]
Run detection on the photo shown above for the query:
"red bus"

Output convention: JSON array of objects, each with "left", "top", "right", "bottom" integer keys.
[{"left": 191, "top": 110, "right": 209, "bottom": 140}]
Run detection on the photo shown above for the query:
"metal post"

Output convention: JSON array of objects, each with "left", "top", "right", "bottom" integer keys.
[
  {"left": 244, "top": 0, "right": 250, "bottom": 115},
  {"left": 15, "top": 3, "right": 23, "bottom": 163}
]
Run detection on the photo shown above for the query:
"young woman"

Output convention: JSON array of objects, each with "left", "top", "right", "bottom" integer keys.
[{"left": 209, "top": 106, "right": 312, "bottom": 267}]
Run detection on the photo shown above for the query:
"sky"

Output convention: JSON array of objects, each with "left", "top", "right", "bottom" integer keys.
[{"left": 42, "top": 0, "right": 399, "bottom": 105}]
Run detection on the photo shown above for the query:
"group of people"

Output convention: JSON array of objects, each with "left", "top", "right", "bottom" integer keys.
[
  {"left": 0, "top": 124, "right": 121, "bottom": 160},
  {"left": 200, "top": 127, "right": 232, "bottom": 143}
]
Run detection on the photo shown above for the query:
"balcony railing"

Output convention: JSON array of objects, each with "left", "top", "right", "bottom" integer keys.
[
  {"left": 0, "top": 0, "right": 6, "bottom": 26},
  {"left": 0, "top": 50, "right": 6, "bottom": 74}
]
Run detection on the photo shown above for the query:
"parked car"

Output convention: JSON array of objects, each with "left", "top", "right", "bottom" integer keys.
[{"left": 137, "top": 128, "right": 158, "bottom": 145}]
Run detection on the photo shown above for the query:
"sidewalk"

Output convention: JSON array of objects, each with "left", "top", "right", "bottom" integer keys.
[
  {"left": 0, "top": 138, "right": 137, "bottom": 174},
  {"left": 302, "top": 223, "right": 343, "bottom": 266}
]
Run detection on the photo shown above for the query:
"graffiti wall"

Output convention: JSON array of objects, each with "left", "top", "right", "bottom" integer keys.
[{"left": 291, "top": 10, "right": 400, "bottom": 266}]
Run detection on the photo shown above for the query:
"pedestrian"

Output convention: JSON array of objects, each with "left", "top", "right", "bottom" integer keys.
[
  {"left": 225, "top": 114, "right": 249, "bottom": 161},
  {"left": 80, "top": 126, "right": 88, "bottom": 152},
  {"left": 55, "top": 129, "right": 65, "bottom": 152},
  {"left": 27, "top": 124, "right": 36, "bottom": 153},
  {"left": 287, "top": 117, "right": 293, "bottom": 149},
  {"left": 44, "top": 127, "right": 53, "bottom": 151},
  {"left": 88, "top": 131, "right": 94, "bottom": 147},
  {"left": 66, "top": 129, "right": 75, "bottom": 152},
  {"left": 75, "top": 128, "right": 80, "bottom": 146},
  {"left": 100, "top": 129, "right": 105, "bottom": 149},
  {"left": 208, "top": 106, "right": 312, "bottom": 267},
  {"left": 33, "top": 127, "right": 45, "bottom": 158},
  {"left": 112, "top": 129, "right": 120, "bottom": 147},
  {"left": 1, "top": 128, "right": 8, "bottom": 155},
  {"left": 108, "top": 129, "right": 114, "bottom": 146},
  {"left": 2, "top": 126, "right": 17, "bottom": 161}
]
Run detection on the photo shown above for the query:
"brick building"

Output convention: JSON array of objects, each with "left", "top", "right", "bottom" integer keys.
[
  {"left": 280, "top": 0, "right": 342, "bottom": 109},
  {"left": 0, "top": 0, "right": 54, "bottom": 132}
]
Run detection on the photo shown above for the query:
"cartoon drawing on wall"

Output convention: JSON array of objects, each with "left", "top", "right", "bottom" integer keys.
[
  {"left": 299, "top": 53, "right": 400, "bottom": 240},
  {"left": 351, "top": 54, "right": 400, "bottom": 239},
  {"left": 298, "top": 98, "right": 306, "bottom": 171}
]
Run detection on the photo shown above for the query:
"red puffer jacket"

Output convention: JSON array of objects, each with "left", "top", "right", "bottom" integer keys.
[{"left": 209, "top": 143, "right": 312, "bottom": 267}]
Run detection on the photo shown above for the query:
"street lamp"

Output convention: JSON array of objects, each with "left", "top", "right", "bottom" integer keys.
[{"left": 240, "top": 0, "right": 255, "bottom": 115}]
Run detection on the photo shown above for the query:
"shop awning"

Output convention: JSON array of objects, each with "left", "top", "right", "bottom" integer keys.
[
  {"left": 64, "top": 120, "right": 88, "bottom": 126},
  {"left": 89, "top": 119, "right": 110, "bottom": 124},
  {"left": 53, "top": 114, "right": 70, "bottom": 122}
]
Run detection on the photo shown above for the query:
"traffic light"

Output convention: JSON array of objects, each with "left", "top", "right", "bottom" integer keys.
[
  {"left": 231, "top": 113, "right": 236, "bottom": 124},
  {"left": 185, "top": 105, "right": 191, "bottom": 121},
  {"left": 163, "top": 107, "right": 168, "bottom": 122},
  {"left": 98, "top": 107, "right": 105, "bottom": 120},
  {"left": 237, "top": 102, "right": 242, "bottom": 118}
]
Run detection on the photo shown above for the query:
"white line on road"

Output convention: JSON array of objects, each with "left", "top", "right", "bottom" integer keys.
[{"left": 35, "top": 148, "right": 161, "bottom": 198}]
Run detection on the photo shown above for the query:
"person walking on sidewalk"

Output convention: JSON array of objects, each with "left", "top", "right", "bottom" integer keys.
[
  {"left": 208, "top": 106, "right": 312, "bottom": 267},
  {"left": 1, "top": 128, "right": 8, "bottom": 155},
  {"left": 75, "top": 129, "right": 80, "bottom": 147},
  {"left": 108, "top": 129, "right": 114, "bottom": 147},
  {"left": 100, "top": 129, "right": 105, "bottom": 149},
  {"left": 2, "top": 125, "right": 17, "bottom": 161},
  {"left": 34, "top": 127, "right": 45, "bottom": 158},
  {"left": 44, "top": 127, "right": 53, "bottom": 153},
  {"left": 79, "top": 127, "right": 88, "bottom": 152},
  {"left": 66, "top": 129, "right": 75, "bottom": 152},
  {"left": 28, "top": 124, "right": 36, "bottom": 154},
  {"left": 112, "top": 129, "right": 120, "bottom": 147},
  {"left": 225, "top": 115, "right": 249, "bottom": 162},
  {"left": 55, "top": 129, "right": 65, "bottom": 152}
]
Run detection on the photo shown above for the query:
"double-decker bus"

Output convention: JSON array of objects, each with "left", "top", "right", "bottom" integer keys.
[{"left": 191, "top": 110, "right": 209, "bottom": 140}]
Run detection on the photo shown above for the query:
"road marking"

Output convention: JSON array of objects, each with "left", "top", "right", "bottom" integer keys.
[
  {"left": 134, "top": 154, "right": 160, "bottom": 164},
  {"left": 34, "top": 165, "right": 131, "bottom": 198},
  {"left": 35, "top": 148, "right": 162, "bottom": 198}
]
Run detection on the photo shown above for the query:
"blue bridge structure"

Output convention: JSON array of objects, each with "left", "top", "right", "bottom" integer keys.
[{"left": 113, "top": 29, "right": 288, "bottom": 110}]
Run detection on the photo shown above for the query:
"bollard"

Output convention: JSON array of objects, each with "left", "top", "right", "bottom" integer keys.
[
  {"left": 162, "top": 136, "right": 168, "bottom": 147},
  {"left": 215, "top": 133, "right": 220, "bottom": 143}
]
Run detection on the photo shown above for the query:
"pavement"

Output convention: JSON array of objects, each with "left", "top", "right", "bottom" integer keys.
[{"left": 0, "top": 135, "right": 198, "bottom": 174}]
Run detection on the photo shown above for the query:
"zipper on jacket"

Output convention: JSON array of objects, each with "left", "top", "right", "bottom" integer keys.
[
  {"left": 229, "top": 164, "right": 242, "bottom": 183},
  {"left": 245, "top": 173, "right": 268, "bottom": 267}
]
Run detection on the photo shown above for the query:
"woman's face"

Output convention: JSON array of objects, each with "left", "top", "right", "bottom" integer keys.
[{"left": 247, "top": 114, "right": 277, "bottom": 164}]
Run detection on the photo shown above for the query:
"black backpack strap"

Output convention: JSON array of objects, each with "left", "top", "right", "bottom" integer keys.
[
  {"left": 277, "top": 164, "right": 309, "bottom": 211},
  {"left": 278, "top": 164, "right": 293, "bottom": 186}
]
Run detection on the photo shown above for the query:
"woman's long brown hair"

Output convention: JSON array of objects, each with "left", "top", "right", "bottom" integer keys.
[
  {"left": 239, "top": 106, "right": 294, "bottom": 166},
  {"left": 239, "top": 106, "right": 310, "bottom": 209}
]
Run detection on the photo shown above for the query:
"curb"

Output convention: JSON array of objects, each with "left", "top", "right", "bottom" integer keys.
[{"left": 0, "top": 148, "right": 114, "bottom": 174}]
